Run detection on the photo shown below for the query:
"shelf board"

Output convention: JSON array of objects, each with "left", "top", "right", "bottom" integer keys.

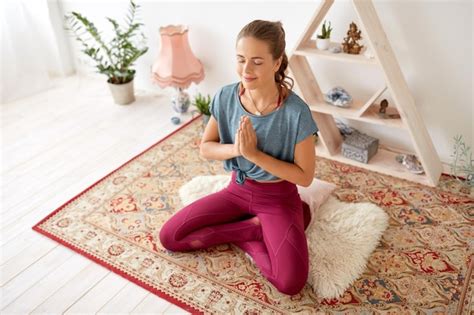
[
  {"left": 359, "top": 104, "right": 404, "bottom": 129},
  {"left": 308, "top": 100, "right": 405, "bottom": 129},
  {"left": 293, "top": 40, "right": 378, "bottom": 65},
  {"left": 315, "top": 139, "right": 432, "bottom": 186}
]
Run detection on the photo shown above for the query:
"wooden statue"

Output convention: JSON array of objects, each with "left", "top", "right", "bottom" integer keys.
[
  {"left": 341, "top": 22, "right": 364, "bottom": 54},
  {"left": 378, "top": 99, "right": 401, "bottom": 119}
]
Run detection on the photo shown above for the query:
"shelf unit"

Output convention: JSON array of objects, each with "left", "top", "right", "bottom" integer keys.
[{"left": 288, "top": 0, "right": 443, "bottom": 187}]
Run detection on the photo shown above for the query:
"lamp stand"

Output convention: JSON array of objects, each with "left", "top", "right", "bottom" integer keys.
[{"left": 171, "top": 87, "right": 191, "bottom": 115}]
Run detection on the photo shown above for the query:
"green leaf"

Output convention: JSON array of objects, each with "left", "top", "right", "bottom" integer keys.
[{"left": 64, "top": 0, "right": 148, "bottom": 83}]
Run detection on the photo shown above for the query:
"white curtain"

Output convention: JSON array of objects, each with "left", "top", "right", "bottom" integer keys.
[{"left": 0, "top": 0, "right": 73, "bottom": 103}]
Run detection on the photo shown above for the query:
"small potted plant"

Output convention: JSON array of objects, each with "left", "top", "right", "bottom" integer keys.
[
  {"left": 316, "top": 20, "right": 332, "bottom": 50},
  {"left": 64, "top": 0, "right": 148, "bottom": 105},
  {"left": 193, "top": 93, "right": 211, "bottom": 126}
]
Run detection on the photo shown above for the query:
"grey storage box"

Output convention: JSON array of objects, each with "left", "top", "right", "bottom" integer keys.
[{"left": 341, "top": 131, "right": 379, "bottom": 163}]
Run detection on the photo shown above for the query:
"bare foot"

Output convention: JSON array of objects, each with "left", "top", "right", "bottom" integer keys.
[
  {"left": 250, "top": 216, "right": 261, "bottom": 226},
  {"left": 189, "top": 240, "right": 205, "bottom": 248}
]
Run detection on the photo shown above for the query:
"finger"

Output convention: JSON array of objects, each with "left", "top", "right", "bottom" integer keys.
[
  {"left": 240, "top": 126, "right": 247, "bottom": 143},
  {"left": 246, "top": 119, "right": 254, "bottom": 132},
  {"left": 243, "top": 120, "right": 250, "bottom": 139}
]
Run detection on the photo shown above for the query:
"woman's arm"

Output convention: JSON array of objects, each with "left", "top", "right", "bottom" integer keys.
[
  {"left": 239, "top": 115, "right": 315, "bottom": 187},
  {"left": 199, "top": 115, "right": 240, "bottom": 161},
  {"left": 248, "top": 136, "right": 315, "bottom": 187}
]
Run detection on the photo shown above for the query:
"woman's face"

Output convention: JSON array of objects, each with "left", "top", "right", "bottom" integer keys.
[{"left": 236, "top": 36, "right": 281, "bottom": 89}]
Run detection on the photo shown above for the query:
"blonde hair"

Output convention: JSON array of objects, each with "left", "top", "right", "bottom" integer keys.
[{"left": 237, "top": 19, "right": 294, "bottom": 102}]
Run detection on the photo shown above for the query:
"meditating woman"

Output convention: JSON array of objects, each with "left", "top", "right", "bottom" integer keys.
[{"left": 159, "top": 19, "right": 318, "bottom": 295}]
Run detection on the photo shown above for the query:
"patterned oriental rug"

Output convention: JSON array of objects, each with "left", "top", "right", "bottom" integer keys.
[{"left": 33, "top": 115, "right": 473, "bottom": 314}]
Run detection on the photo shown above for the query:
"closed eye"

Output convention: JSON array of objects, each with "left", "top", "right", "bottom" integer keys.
[{"left": 237, "top": 60, "right": 263, "bottom": 65}]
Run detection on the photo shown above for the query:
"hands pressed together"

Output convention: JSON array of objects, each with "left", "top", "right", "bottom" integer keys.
[{"left": 234, "top": 115, "right": 259, "bottom": 161}]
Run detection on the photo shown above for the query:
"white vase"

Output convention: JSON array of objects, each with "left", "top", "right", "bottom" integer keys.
[
  {"left": 316, "top": 38, "right": 330, "bottom": 50},
  {"left": 107, "top": 79, "right": 135, "bottom": 105},
  {"left": 171, "top": 88, "right": 191, "bottom": 113}
]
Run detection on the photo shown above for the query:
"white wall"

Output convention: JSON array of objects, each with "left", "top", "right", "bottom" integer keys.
[{"left": 59, "top": 0, "right": 473, "bottom": 165}]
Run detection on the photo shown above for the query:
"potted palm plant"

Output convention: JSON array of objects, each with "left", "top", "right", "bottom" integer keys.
[
  {"left": 316, "top": 20, "right": 332, "bottom": 50},
  {"left": 65, "top": 0, "right": 148, "bottom": 105}
]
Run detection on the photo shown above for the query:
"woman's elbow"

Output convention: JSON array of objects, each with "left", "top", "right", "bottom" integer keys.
[
  {"left": 300, "top": 175, "right": 314, "bottom": 187},
  {"left": 199, "top": 146, "right": 208, "bottom": 159}
]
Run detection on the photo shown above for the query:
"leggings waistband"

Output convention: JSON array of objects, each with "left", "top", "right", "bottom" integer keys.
[{"left": 230, "top": 171, "right": 297, "bottom": 194}]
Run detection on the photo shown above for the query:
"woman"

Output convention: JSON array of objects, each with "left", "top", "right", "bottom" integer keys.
[{"left": 159, "top": 20, "right": 318, "bottom": 295}]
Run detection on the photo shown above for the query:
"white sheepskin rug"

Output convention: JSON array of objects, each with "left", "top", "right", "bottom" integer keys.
[{"left": 178, "top": 175, "right": 389, "bottom": 299}]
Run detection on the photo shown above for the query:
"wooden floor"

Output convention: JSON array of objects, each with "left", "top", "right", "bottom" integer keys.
[{"left": 0, "top": 75, "right": 196, "bottom": 314}]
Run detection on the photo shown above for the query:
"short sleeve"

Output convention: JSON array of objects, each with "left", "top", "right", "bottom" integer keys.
[{"left": 296, "top": 105, "right": 319, "bottom": 143}]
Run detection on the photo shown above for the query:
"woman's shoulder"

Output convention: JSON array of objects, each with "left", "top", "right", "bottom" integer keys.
[
  {"left": 215, "top": 82, "right": 239, "bottom": 97},
  {"left": 284, "top": 90, "right": 311, "bottom": 113}
]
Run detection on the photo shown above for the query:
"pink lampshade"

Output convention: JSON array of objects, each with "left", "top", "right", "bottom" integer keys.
[{"left": 151, "top": 25, "right": 205, "bottom": 89}]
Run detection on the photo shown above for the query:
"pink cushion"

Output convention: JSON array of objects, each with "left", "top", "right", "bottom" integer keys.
[{"left": 297, "top": 178, "right": 337, "bottom": 212}]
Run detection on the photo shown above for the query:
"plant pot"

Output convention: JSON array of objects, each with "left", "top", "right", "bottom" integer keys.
[
  {"left": 108, "top": 79, "right": 136, "bottom": 105},
  {"left": 316, "top": 38, "right": 330, "bottom": 50}
]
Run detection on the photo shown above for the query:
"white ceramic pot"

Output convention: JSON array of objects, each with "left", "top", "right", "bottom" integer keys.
[
  {"left": 108, "top": 79, "right": 136, "bottom": 105},
  {"left": 316, "top": 38, "right": 330, "bottom": 50}
]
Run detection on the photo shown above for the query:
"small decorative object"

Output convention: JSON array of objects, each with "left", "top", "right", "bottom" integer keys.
[
  {"left": 329, "top": 46, "right": 341, "bottom": 54},
  {"left": 316, "top": 20, "right": 332, "bottom": 50},
  {"left": 64, "top": 0, "right": 148, "bottom": 105},
  {"left": 378, "top": 99, "right": 388, "bottom": 118},
  {"left": 171, "top": 91, "right": 190, "bottom": 113},
  {"left": 324, "top": 87, "right": 352, "bottom": 108},
  {"left": 335, "top": 119, "right": 354, "bottom": 137},
  {"left": 449, "top": 134, "right": 474, "bottom": 187},
  {"left": 341, "top": 22, "right": 364, "bottom": 55},
  {"left": 193, "top": 93, "right": 212, "bottom": 126},
  {"left": 377, "top": 99, "right": 401, "bottom": 119},
  {"left": 152, "top": 25, "right": 205, "bottom": 115},
  {"left": 171, "top": 116, "right": 181, "bottom": 125},
  {"left": 342, "top": 130, "right": 379, "bottom": 163},
  {"left": 396, "top": 154, "right": 424, "bottom": 174}
]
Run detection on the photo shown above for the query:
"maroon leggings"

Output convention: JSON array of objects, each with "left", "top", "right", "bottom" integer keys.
[{"left": 159, "top": 171, "right": 311, "bottom": 295}]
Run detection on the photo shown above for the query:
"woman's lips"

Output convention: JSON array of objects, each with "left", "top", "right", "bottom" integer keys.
[{"left": 244, "top": 77, "right": 256, "bottom": 82}]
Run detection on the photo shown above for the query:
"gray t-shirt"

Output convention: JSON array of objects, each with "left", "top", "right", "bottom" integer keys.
[{"left": 209, "top": 82, "right": 319, "bottom": 184}]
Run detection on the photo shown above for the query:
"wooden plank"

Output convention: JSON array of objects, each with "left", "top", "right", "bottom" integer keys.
[
  {"left": 30, "top": 263, "right": 110, "bottom": 314},
  {"left": 1, "top": 245, "right": 73, "bottom": 308},
  {"left": 131, "top": 293, "right": 173, "bottom": 314},
  {"left": 1, "top": 254, "right": 91, "bottom": 314},
  {"left": 0, "top": 229, "right": 37, "bottom": 265},
  {"left": 95, "top": 281, "right": 150, "bottom": 314},
  {"left": 0, "top": 239, "right": 58, "bottom": 287},
  {"left": 289, "top": 55, "right": 342, "bottom": 155},
  {"left": 294, "top": 40, "right": 378, "bottom": 65},
  {"left": 163, "top": 303, "right": 190, "bottom": 314},
  {"left": 357, "top": 85, "right": 387, "bottom": 116},
  {"left": 64, "top": 271, "right": 129, "bottom": 314},
  {"left": 352, "top": 0, "right": 442, "bottom": 186}
]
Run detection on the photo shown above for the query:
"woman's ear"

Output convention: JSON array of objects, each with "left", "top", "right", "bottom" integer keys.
[{"left": 273, "top": 56, "right": 283, "bottom": 72}]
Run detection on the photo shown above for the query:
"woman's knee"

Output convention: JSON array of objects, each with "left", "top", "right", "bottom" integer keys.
[
  {"left": 270, "top": 226, "right": 309, "bottom": 295},
  {"left": 272, "top": 271, "right": 308, "bottom": 295},
  {"left": 273, "top": 261, "right": 309, "bottom": 295}
]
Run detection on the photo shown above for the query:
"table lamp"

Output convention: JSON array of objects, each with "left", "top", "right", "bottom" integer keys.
[{"left": 151, "top": 24, "right": 205, "bottom": 121}]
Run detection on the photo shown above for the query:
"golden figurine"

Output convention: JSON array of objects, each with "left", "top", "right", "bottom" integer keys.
[{"left": 341, "top": 22, "right": 364, "bottom": 54}]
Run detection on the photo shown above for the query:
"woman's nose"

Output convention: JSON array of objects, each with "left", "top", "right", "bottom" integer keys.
[{"left": 243, "top": 62, "right": 253, "bottom": 73}]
